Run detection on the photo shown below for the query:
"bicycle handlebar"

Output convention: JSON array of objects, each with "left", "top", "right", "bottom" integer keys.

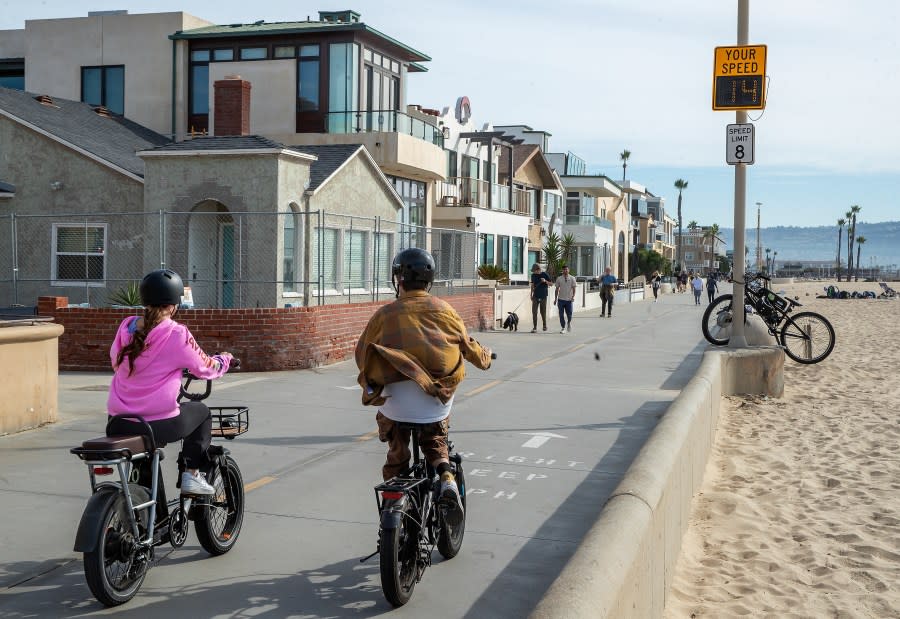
[{"left": 180, "top": 357, "right": 241, "bottom": 402}]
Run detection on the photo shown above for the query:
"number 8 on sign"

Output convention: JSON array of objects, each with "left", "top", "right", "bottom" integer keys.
[{"left": 726, "top": 123, "right": 754, "bottom": 165}]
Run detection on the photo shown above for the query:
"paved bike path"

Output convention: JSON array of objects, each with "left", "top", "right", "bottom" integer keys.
[{"left": 0, "top": 290, "right": 710, "bottom": 617}]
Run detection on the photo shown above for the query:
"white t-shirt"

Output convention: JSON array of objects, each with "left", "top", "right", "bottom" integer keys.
[{"left": 379, "top": 380, "right": 454, "bottom": 423}]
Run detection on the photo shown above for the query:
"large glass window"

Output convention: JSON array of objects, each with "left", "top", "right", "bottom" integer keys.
[
  {"left": 0, "top": 60, "right": 24, "bottom": 90},
  {"left": 212, "top": 49, "right": 234, "bottom": 61},
  {"left": 298, "top": 45, "right": 320, "bottom": 112},
  {"left": 512, "top": 237, "right": 524, "bottom": 273},
  {"left": 328, "top": 42, "right": 359, "bottom": 132},
  {"left": 375, "top": 232, "right": 393, "bottom": 288},
  {"left": 52, "top": 223, "right": 106, "bottom": 283},
  {"left": 498, "top": 235, "right": 510, "bottom": 272},
  {"left": 239, "top": 47, "right": 267, "bottom": 60},
  {"left": 343, "top": 230, "right": 367, "bottom": 289},
  {"left": 479, "top": 233, "right": 495, "bottom": 266},
  {"left": 81, "top": 66, "right": 124, "bottom": 115},
  {"left": 312, "top": 227, "right": 338, "bottom": 290},
  {"left": 282, "top": 213, "right": 298, "bottom": 293},
  {"left": 389, "top": 176, "right": 426, "bottom": 231}
]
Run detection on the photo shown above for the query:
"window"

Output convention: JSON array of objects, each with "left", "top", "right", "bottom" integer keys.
[
  {"left": 52, "top": 223, "right": 106, "bottom": 284},
  {"left": 375, "top": 232, "right": 393, "bottom": 288},
  {"left": 328, "top": 42, "right": 359, "bottom": 130},
  {"left": 282, "top": 213, "right": 298, "bottom": 293},
  {"left": 685, "top": 238, "right": 694, "bottom": 246},
  {"left": 274, "top": 45, "right": 296, "bottom": 58},
  {"left": 438, "top": 233, "right": 463, "bottom": 279},
  {"left": 298, "top": 45, "right": 320, "bottom": 112},
  {"left": 343, "top": 230, "right": 367, "bottom": 289},
  {"left": 0, "top": 59, "right": 24, "bottom": 90},
  {"left": 212, "top": 49, "right": 234, "bottom": 61},
  {"left": 498, "top": 235, "right": 510, "bottom": 272},
  {"left": 389, "top": 176, "right": 426, "bottom": 231},
  {"left": 528, "top": 250, "right": 541, "bottom": 270},
  {"left": 312, "top": 227, "right": 338, "bottom": 290},
  {"left": 239, "top": 47, "right": 267, "bottom": 60},
  {"left": 685, "top": 252, "right": 695, "bottom": 262},
  {"left": 81, "top": 66, "right": 124, "bottom": 115},
  {"left": 447, "top": 150, "right": 457, "bottom": 179},
  {"left": 479, "top": 233, "right": 495, "bottom": 265},
  {"left": 512, "top": 237, "right": 524, "bottom": 273}
]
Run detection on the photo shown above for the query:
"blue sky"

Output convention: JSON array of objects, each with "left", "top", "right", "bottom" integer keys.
[{"left": 2, "top": 0, "right": 898, "bottom": 228}]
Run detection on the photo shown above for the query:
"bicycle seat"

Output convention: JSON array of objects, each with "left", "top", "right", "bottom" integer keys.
[{"left": 79, "top": 435, "right": 151, "bottom": 459}]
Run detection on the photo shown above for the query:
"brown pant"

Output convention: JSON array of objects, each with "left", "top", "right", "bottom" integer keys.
[{"left": 376, "top": 412, "right": 450, "bottom": 481}]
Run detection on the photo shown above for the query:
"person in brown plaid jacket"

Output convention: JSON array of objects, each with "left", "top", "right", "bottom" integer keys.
[{"left": 355, "top": 248, "right": 492, "bottom": 525}]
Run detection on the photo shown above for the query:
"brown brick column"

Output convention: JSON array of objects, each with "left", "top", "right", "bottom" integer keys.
[{"left": 213, "top": 76, "right": 251, "bottom": 136}]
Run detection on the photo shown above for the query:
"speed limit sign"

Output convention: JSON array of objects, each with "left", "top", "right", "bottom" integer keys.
[{"left": 726, "top": 123, "right": 754, "bottom": 165}]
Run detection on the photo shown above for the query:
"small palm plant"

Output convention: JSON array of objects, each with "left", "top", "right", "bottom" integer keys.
[
  {"left": 108, "top": 281, "right": 142, "bottom": 307},
  {"left": 477, "top": 264, "right": 509, "bottom": 284}
]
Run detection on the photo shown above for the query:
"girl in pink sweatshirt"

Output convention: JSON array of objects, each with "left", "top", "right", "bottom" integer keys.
[{"left": 106, "top": 269, "right": 232, "bottom": 495}]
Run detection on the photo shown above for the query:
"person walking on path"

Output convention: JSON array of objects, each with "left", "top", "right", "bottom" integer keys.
[
  {"left": 599, "top": 266, "right": 617, "bottom": 317},
  {"left": 706, "top": 272, "right": 719, "bottom": 304},
  {"left": 650, "top": 270, "right": 661, "bottom": 302},
  {"left": 554, "top": 265, "right": 577, "bottom": 333},
  {"left": 692, "top": 274, "right": 703, "bottom": 305},
  {"left": 530, "top": 263, "right": 552, "bottom": 333}
]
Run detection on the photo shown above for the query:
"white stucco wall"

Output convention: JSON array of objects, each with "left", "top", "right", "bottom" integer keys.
[{"left": 0, "top": 29, "right": 25, "bottom": 58}]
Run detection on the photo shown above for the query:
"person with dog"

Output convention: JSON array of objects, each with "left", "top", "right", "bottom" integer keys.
[
  {"left": 554, "top": 265, "right": 577, "bottom": 333},
  {"left": 599, "top": 266, "right": 617, "bottom": 317},
  {"left": 530, "top": 263, "right": 552, "bottom": 333}
]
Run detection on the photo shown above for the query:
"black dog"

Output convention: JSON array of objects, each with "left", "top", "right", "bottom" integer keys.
[{"left": 502, "top": 311, "right": 519, "bottom": 332}]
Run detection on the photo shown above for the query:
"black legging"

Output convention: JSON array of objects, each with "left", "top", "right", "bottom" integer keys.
[{"left": 107, "top": 402, "right": 212, "bottom": 469}]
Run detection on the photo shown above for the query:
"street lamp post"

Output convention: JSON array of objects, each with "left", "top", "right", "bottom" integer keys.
[{"left": 755, "top": 202, "right": 762, "bottom": 272}]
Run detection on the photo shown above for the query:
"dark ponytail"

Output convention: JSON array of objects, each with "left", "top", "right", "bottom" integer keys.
[{"left": 116, "top": 306, "right": 169, "bottom": 375}]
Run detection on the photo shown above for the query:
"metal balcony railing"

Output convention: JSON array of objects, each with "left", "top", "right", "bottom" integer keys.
[
  {"left": 564, "top": 215, "right": 613, "bottom": 229},
  {"left": 325, "top": 110, "right": 444, "bottom": 147},
  {"left": 436, "top": 177, "right": 530, "bottom": 216}
]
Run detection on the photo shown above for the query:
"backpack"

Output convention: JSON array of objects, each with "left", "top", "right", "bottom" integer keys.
[{"left": 826, "top": 285, "right": 838, "bottom": 299}]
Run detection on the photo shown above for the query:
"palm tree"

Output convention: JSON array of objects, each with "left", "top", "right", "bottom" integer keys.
[
  {"left": 845, "top": 208, "right": 854, "bottom": 279},
  {"left": 765, "top": 247, "right": 771, "bottom": 273},
  {"left": 620, "top": 150, "right": 631, "bottom": 181},
  {"left": 674, "top": 179, "right": 688, "bottom": 273},
  {"left": 855, "top": 236, "right": 866, "bottom": 282},
  {"left": 701, "top": 223, "right": 720, "bottom": 273},
  {"left": 836, "top": 217, "right": 846, "bottom": 281},
  {"left": 687, "top": 220, "right": 698, "bottom": 230},
  {"left": 848, "top": 205, "right": 861, "bottom": 280}
]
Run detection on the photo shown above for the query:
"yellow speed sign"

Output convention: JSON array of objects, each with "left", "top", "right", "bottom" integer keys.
[{"left": 712, "top": 45, "right": 767, "bottom": 111}]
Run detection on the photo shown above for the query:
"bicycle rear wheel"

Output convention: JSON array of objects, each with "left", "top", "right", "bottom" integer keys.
[
  {"left": 780, "top": 311, "right": 835, "bottom": 364},
  {"left": 379, "top": 501, "right": 419, "bottom": 607},
  {"left": 437, "top": 465, "right": 466, "bottom": 559},
  {"left": 701, "top": 294, "right": 735, "bottom": 346},
  {"left": 83, "top": 486, "right": 150, "bottom": 606},
  {"left": 195, "top": 455, "right": 244, "bottom": 555}
]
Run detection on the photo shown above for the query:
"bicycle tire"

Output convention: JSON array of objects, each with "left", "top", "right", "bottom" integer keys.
[
  {"left": 437, "top": 465, "right": 466, "bottom": 559},
  {"left": 195, "top": 455, "right": 244, "bottom": 555},
  {"left": 780, "top": 311, "right": 835, "bottom": 364},
  {"left": 701, "top": 294, "right": 735, "bottom": 346},
  {"left": 379, "top": 500, "right": 419, "bottom": 607},
  {"left": 83, "top": 485, "right": 150, "bottom": 606}
]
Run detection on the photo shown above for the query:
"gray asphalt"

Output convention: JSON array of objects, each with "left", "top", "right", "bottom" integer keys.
[{"left": 0, "top": 288, "right": 712, "bottom": 618}]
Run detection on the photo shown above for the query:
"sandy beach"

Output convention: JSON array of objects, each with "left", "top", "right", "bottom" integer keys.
[{"left": 664, "top": 280, "right": 900, "bottom": 618}]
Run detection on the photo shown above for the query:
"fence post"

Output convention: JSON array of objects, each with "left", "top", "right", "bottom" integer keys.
[
  {"left": 373, "top": 216, "right": 380, "bottom": 302},
  {"left": 317, "top": 209, "right": 324, "bottom": 306},
  {"left": 303, "top": 199, "right": 312, "bottom": 307},
  {"left": 10, "top": 213, "right": 18, "bottom": 305},
  {"left": 159, "top": 209, "right": 165, "bottom": 268}
]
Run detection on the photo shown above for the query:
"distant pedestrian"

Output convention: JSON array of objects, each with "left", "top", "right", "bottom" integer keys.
[
  {"left": 599, "top": 266, "right": 617, "bottom": 317},
  {"left": 679, "top": 271, "right": 688, "bottom": 293},
  {"left": 692, "top": 275, "right": 703, "bottom": 305},
  {"left": 554, "top": 265, "right": 576, "bottom": 333},
  {"left": 530, "top": 263, "right": 552, "bottom": 333},
  {"left": 650, "top": 270, "right": 661, "bottom": 302},
  {"left": 706, "top": 273, "right": 719, "bottom": 303}
]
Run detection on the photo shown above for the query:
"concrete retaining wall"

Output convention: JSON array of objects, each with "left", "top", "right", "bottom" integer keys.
[
  {"left": 531, "top": 346, "right": 784, "bottom": 619},
  {"left": 0, "top": 321, "right": 64, "bottom": 435}
]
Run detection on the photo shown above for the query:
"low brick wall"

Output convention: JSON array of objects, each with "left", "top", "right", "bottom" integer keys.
[{"left": 38, "top": 294, "right": 494, "bottom": 373}]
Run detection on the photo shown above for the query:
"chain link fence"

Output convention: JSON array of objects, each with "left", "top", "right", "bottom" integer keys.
[{"left": 0, "top": 211, "right": 479, "bottom": 309}]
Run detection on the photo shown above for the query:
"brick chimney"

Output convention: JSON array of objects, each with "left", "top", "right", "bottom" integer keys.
[{"left": 213, "top": 75, "right": 251, "bottom": 136}]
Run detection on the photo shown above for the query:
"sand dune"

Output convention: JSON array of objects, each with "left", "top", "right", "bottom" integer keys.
[{"left": 664, "top": 281, "right": 900, "bottom": 618}]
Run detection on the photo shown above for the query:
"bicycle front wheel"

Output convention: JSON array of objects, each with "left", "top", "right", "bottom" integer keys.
[
  {"left": 780, "top": 311, "right": 835, "bottom": 364},
  {"left": 379, "top": 501, "right": 419, "bottom": 607},
  {"left": 195, "top": 455, "right": 245, "bottom": 555},
  {"left": 437, "top": 466, "right": 466, "bottom": 559},
  {"left": 83, "top": 487, "right": 150, "bottom": 606},
  {"left": 702, "top": 294, "right": 735, "bottom": 346}
]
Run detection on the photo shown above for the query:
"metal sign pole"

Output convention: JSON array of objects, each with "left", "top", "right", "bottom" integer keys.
[{"left": 729, "top": 0, "right": 750, "bottom": 347}]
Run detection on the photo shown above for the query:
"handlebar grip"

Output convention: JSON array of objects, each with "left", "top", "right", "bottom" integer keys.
[
  {"left": 490, "top": 352, "right": 497, "bottom": 360},
  {"left": 230, "top": 358, "right": 241, "bottom": 370}
]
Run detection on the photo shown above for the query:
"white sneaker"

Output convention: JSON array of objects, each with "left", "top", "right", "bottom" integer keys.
[
  {"left": 181, "top": 471, "right": 214, "bottom": 495},
  {"left": 567, "top": 324, "right": 571, "bottom": 332},
  {"left": 560, "top": 328, "right": 566, "bottom": 334},
  {"left": 440, "top": 477, "right": 465, "bottom": 526}
]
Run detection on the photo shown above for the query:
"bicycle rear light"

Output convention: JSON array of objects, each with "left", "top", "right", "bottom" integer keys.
[
  {"left": 381, "top": 491, "right": 404, "bottom": 500},
  {"left": 93, "top": 466, "right": 114, "bottom": 476}
]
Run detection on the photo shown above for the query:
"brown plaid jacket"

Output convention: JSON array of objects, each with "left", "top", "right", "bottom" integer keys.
[{"left": 355, "top": 290, "right": 491, "bottom": 406}]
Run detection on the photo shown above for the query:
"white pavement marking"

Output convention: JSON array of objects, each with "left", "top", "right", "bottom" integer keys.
[
  {"left": 216, "top": 377, "right": 268, "bottom": 391},
  {"left": 520, "top": 432, "right": 567, "bottom": 448},
  {"left": 336, "top": 385, "right": 359, "bottom": 390}
]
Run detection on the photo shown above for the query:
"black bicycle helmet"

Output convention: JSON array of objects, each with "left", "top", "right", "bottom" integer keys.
[
  {"left": 391, "top": 248, "right": 435, "bottom": 291},
  {"left": 139, "top": 269, "right": 184, "bottom": 306}
]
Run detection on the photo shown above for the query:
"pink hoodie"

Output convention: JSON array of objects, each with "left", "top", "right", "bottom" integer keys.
[{"left": 107, "top": 316, "right": 231, "bottom": 421}]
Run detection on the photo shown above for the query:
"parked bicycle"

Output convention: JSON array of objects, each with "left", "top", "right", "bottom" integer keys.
[
  {"left": 702, "top": 273, "right": 835, "bottom": 364},
  {"left": 363, "top": 351, "right": 496, "bottom": 607},
  {"left": 70, "top": 362, "right": 249, "bottom": 606}
]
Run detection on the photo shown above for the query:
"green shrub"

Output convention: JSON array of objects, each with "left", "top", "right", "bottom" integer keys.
[
  {"left": 478, "top": 264, "right": 509, "bottom": 283},
  {"left": 108, "top": 281, "right": 142, "bottom": 307}
]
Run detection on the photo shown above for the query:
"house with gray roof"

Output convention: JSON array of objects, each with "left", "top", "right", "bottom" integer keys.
[{"left": 0, "top": 86, "right": 402, "bottom": 308}]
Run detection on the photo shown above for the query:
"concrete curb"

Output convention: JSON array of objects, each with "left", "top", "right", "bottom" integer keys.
[{"left": 530, "top": 346, "right": 784, "bottom": 619}]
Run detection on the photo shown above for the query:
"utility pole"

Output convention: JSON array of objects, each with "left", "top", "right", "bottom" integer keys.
[
  {"left": 755, "top": 202, "right": 762, "bottom": 272},
  {"left": 729, "top": 0, "right": 750, "bottom": 347}
]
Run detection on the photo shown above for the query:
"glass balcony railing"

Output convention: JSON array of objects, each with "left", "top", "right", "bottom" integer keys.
[
  {"left": 326, "top": 110, "right": 444, "bottom": 147},
  {"left": 436, "top": 177, "right": 530, "bottom": 216},
  {"left": 564, "top": 215, "right": 613, "bottom": 229}
]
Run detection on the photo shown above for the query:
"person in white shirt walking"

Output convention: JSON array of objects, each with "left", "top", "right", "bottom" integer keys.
[{"left": 554, "top": 265, "right": 577, "bottom": 333}]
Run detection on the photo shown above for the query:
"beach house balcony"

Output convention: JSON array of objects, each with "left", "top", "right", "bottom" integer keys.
[{"left": 435, "top": 176, "right": 531, "bottom": 215}]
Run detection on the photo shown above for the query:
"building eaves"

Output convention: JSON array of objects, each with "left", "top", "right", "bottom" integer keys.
[
  {"left": 0, "top": 87, "right": 169, "bottom": 180},
  {"left": 169, "top": 21, "right": 431, "bottom": 63}
]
